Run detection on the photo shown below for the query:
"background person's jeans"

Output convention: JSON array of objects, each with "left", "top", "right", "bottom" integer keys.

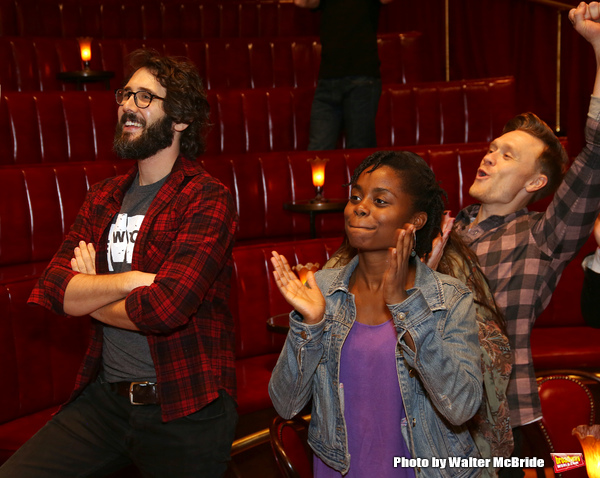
[
  {"left": 0, "top": 380, "right": 238, "bottom": 478},
  {"left": 308, "top": 76, "right": 382, "bottom": 151}
]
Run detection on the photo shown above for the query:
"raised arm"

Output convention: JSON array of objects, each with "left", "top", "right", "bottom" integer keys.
[
  {"left": 534, "top": 3, "right": 600, "bottom": 257},
  {"left": 570, "top": 2, "right": 600, "bottom": 96}
]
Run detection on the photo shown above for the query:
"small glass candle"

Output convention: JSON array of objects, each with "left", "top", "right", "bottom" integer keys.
[
  {"left": 292, "top": 262, "right": 320, "bottom": 284},
  {"left": 77, "top": 37, "right": 93, "bottom": 69},
  {"left": 307, "top": 157, "right": 329, "bottom": 203},
  {"left": 573, "top": 424, "right": 600, "bottom": 478}
]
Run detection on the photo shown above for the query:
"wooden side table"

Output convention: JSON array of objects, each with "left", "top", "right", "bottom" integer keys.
[
  {"left": 266, "top": 313, "right": 291, "bottom": 334},
  {"left": 56, "top": 70, "right": 115, "bottom": 90},
  {"left": 283, "top": 199, "right": 347, "bottom": 238}
]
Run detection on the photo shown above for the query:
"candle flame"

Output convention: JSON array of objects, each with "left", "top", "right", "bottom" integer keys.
[
  {"left": 292, "top": 263, "right": 320, "bottom": 284},
  {"left": 308, "top": 157, "right": 329, "bottom": 188},
  {"left": 77, "top": 37, "right": 93, "bottom": 63}
]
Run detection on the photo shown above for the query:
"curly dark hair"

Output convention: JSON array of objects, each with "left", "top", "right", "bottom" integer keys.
[
  {"left": 503, "top": 112, "right": 568, "bottom": 204},
  {"left": 347, "top": 150, "right": 447, "bottom": 258},
  {"left": 125, "top": 49, "right": 210, "bottom": 160}
]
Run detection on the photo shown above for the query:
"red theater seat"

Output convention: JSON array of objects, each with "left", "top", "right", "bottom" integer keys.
[
  {"left": 0, "top": 33, "right": 423, "bottom": 93},
  {"left": 4, "top": 0, "right": 322, "bottom": 39}
]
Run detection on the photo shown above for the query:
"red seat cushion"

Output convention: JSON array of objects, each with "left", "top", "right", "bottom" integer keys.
[
  {"left": 235, "top": 354, "right": 280, "bottom": 415},
  {"left": 0, "top": 406, "right": 59, "bottom": 465},
  {"left": 531, "top": 327, "right": 600, "bottom": 369}
]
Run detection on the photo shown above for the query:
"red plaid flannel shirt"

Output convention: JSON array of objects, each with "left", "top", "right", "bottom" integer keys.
[
  {"left": 28, "top": 157, "right": 238, "bottom": 422},
  {"left": 455, "top": 100, "right": 600, "bottom": 427}
]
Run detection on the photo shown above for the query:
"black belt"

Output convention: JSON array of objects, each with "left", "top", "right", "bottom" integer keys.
[{"left": 109, "top": 381, "right": 160, "bottom": 405}]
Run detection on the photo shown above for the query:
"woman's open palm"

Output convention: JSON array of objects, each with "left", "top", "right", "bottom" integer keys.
[{"left": 271, "top": 251, "right": 326, "bottom": 324}]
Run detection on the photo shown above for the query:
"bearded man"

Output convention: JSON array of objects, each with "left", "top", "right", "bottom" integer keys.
[{"left": 0, "top": 49, "right": 238, "bottom": 478}]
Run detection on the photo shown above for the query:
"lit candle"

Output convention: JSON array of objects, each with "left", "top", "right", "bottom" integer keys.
[
  {"left": 292, "top": 263, "right": 320, "bottom": 284},
  {"left": 308, "top": 156, "right": 328, "bottom": 187},
  {"left": 77, "top": 37, "right": 93, "bottom": 69},
  {"left": 573, "top": 425, "right": 600, "bottom": 478},
  {"left": 307, "top": 157, "right": 329, "bottom": 203}
]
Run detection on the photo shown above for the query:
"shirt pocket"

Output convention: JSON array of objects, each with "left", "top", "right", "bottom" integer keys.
[{"left": 143, "top": 230, "right": 178, "bottom": 265}]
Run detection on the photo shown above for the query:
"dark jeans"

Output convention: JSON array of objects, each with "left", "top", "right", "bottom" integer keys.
[
  {"left": 0, "top": 380, "right": 238, "bottom": 478},
  {"left": 308, "top": 76, "right": 382, "bottom": 151}
]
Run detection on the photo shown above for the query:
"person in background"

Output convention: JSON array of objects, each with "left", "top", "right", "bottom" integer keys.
[
  {"left": 0, "top": 49, "right": 238, "bottom": 478},
  {"left": 294, "top": 0, "right": 394, "bottom": 150},
  {"left": 452, "top": 3, "right": 600, "bottom": 476},
  {"left": 269, "top": 150, "right": 483, "bottom": 477},
  {"left": 432, "top": 217, "right": 513, "bottom": 477},
  {"left": 581, "top": 212, "right": 600, "bottom": 326}
]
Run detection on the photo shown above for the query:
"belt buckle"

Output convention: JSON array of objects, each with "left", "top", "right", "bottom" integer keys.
[{"left": 129, "top": 381, "right": 152, "bottom": 406}]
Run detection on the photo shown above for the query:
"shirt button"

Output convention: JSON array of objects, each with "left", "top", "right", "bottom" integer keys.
[
  {"left": 300, "top": 331, "right": 307, "bottom": 340},
  {"left": 412, "top": 418, "right": 416, "bottom": 427},
  {"left": 409, "top": 369, "right": 416, "bottom": 377},
  {"left": 398, "top": 312, "right": 406, "bottom": 320}
]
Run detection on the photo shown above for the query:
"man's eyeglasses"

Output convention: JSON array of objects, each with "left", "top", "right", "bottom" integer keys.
[{"left": 115, "top": 89, "right": 165, "bottom": 109}]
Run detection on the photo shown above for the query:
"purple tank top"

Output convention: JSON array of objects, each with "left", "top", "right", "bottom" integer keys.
[{"left": 314, "top": 320, "right": 415, "bottom": 477}]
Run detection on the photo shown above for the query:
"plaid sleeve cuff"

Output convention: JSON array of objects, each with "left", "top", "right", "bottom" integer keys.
[
  {"left": 583, "top": 248, "right": 600, "bottom": 273},
  {"left": 589, "top": 96, "right": 600, "bottom": 120}
]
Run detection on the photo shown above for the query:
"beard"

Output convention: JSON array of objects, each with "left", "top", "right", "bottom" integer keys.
[{"left": 113, "top": 113, "right": 175, "bottom": 160}]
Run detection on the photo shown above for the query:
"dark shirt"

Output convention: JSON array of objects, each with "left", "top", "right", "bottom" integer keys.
[
  {"left": 317, "top": 0, "right": 381, "bottom": 79},
  {"left": 581, "top": 252, "right": 600, "bottom": 327}
]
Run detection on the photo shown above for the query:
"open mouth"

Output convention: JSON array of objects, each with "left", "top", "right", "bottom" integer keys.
[
  {"left": 120, "top": 113, "right": 145, "bottom": 131},
  {"left": 476, "top": 168, "right": 489, "bottom": 178}
]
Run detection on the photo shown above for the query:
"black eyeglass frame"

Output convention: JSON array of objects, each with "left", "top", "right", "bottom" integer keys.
[{"left": 114, "top": 89, "right": 165, "bottom": 109}]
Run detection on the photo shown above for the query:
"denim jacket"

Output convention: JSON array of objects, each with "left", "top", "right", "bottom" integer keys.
[{"left": 269, "top": 257, "right": 483, "bottom": 477}]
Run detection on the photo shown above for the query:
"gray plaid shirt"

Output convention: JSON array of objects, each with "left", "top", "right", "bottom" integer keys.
[{"left": 454, "top": 97, "right": 600, "bottom": 427}]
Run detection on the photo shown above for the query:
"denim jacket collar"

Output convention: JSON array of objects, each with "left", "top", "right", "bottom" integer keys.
[{"left": 324, "top": 254, "right": 446, "bottom": 312}]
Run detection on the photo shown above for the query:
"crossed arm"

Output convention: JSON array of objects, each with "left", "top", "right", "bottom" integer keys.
[{"left": 64, "top": 241, "right": 156, "bottom": 330}]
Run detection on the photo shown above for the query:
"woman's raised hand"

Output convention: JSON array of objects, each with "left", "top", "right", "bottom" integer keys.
[
  {"left": 271, "top": 251, "right": 326, "bottom": 325},
  {"left": 382, "top": 224, "right": 415, "bottom": 305}
]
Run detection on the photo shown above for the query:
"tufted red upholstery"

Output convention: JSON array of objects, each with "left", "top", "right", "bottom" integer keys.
[
  {"left": 0, "top": 77, "right": 515, "bottom": 165},
  {"left": 0, "top": 0, "right": 321, "bottom": 39},
  {"left": 0, "top": 144, "right": 487, "bottom": 273},
  {"left": 0, "top": 33, "right": 424, "bottom": 92},
  {"left": 0, "top": 278, "right": 91, "bottom": 464},
  {"left": 529, "top": 372, "right": 598, "bottom": 478}
]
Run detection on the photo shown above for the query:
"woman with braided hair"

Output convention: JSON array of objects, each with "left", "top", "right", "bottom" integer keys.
[{"left": 269, "top": 150, "right": 507, "bottom": 477}]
